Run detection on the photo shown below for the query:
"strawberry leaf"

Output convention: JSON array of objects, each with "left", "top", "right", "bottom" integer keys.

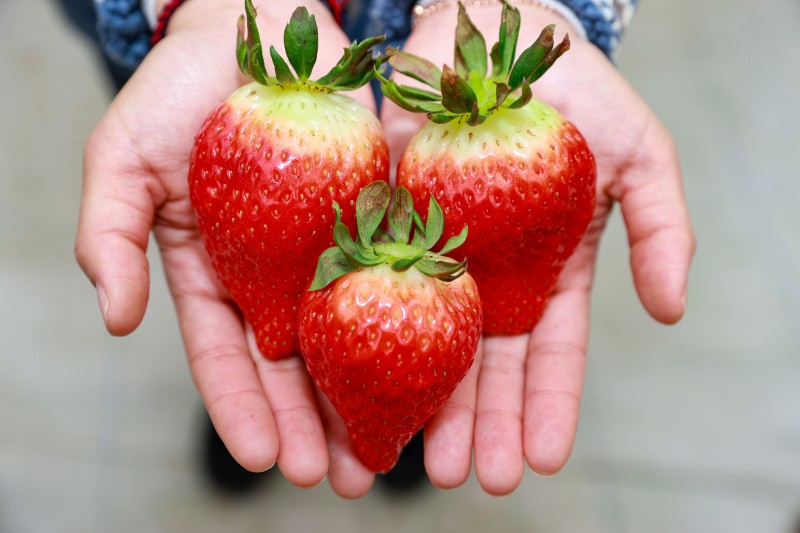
[
  {"left": 441, "top": 65, "right": 477, "bottom": 115},
  {"left": 466, "top": 101, "right": 487, "bottom": 126},
  {"left": 373, "top": 226, "right": 394, "bottom": 244},
  {"left": 389, "top": 187, "right": 414, "bottom": 244},
  {"left": 495, "top": 0, "right": 521, "bottom": 79},
  {"left": 492, "top": 81, "right": 514, "bottom": 110},
  {"left": 334, "top": 219, "right": 360, "bottom": 264},
  {"left": 237, "top": 0, "right": 271, "bottom": 84},
  {"left": 395, "top": 85, "right": 442, "bottom": 102},
  {"left": 391, "top": 250, "right": 426, "bottom": 272},
  {"left": 284, "top": 7, "right": 318, "bottom": 81},
  {"left": 528, "top": 33, "right": 570, "bottom": 83},
  {"left": 415, "top": 258, "right": 468, "bottom": 281},
  {"left": 356, "top": 181, "right": 391, "bottom": 246},
  {"left": 428, "top": 112, "right": 458, "bottom": 124},
  {"left": 454, "top": 2, "right": 487, "bottom": 79},
  {"left": 316, "top": 35, "right": 386, "bottom": 90},
  {"left": 374, "top": 1, "right": 571, "bottom": 124},
  {"left": 236, "top": 0, "right": 382, "bottom": 91},
  {"left": 424, "top": 195, "right": 444, "bottom": 250},
  {"left": 270, "top": 45, "right": 296, "bottom": 84},
  {"left": 236, "top": 16, "right": 248, "bottom": 75},
  {"left": 508, "top": 82, "right": 532, "bottom": 109},
  {"left": 309, "top": 247, "right": 355, "bottom": 290},
  {"left": 388, "top": 50, "right": 443, "bottom": 90},
  {"left": 439, "top": 226, "right": 468, "bottom": 255},
  {"left": 310, "top": 181, "right": 472, "bottom": 288},
  {"left": 411, "top": 210, "right": 426, "bottom": 247},
  {"left": 509, "top": 25, "right": 554, "bottom": 88}
]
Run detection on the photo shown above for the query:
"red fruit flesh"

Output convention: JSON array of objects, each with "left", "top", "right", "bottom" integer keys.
[
  {"left": 189, "top": 83, "right": 389, "bottom": 359},
  {"left": 398, "top": 102, "right": 596, "bottom": 335},
  {"left": 298, "top": 265, "right": 483, "bottom": 472}
]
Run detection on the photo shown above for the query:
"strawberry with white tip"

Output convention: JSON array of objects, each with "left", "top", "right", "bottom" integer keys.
[
  {"left": 189, "top": 0, "right": 389, "bottom": 359},
  {"left": 298, "top": 181, "right": 483, "bottom": 473},
  {"left": 378, "top": 0, "right": 596, "bottom": 335}
]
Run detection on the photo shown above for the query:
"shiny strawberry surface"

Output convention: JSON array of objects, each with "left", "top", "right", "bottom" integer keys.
[
  {"left": 298, "top": 265, "right": 482, "bottom": 472},
  {"left": 398, "top": 102, "right": 596, "bottom": 335},
  {"left": 189, "top": 84, "right": 389, "bottom": 358}
]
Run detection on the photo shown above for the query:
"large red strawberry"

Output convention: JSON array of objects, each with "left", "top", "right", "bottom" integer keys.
[
  {"left": 379, "top": 1, "right": 596, "bottom": 335},
  {"left": 298, "top": 181, "right": 482, "bottom": 472},
  {"left": 189, "top": 1, "right": 389, "bottom": 359}
]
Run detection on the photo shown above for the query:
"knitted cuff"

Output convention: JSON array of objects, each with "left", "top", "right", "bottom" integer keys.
[
  {"left": 94, "top": 0, "right": 152, "bottom": 70},
  {"left": 151, "top": 0, "right": 189, "bottom": 46},
  {"left": 412, "top": 0, "right": 638, "bottom": 59},
  {"left": 555, "top": 0, "right": 637, "bottom": 58}
]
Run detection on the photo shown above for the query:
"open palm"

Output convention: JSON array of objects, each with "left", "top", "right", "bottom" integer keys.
[
  {"left": 75, "top": 1, "right": 383, "bottom": 495},
  {"left": 77, "top": 0, "right": 693, "bottom": 499},
  {"left": 380, "top": 5, "right": 694, "bottom": 495}
]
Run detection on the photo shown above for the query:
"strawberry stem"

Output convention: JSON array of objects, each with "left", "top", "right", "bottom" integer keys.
[
  {"left": 236, "top": 0, "right": 384, "bottom": 92},
  {"left": 378, "top": 0, "right": 569, "bottom": 124},
  {"left": 309, "top": 182, "right": 469, "bottom": 290}
]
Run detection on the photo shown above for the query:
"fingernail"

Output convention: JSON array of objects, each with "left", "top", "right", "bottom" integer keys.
[
  {"left": 97, "top": 284, "right": 109, "bottom": 320},
  {"left": 254, "top": 458, "right": 277, "bottom": 473}
]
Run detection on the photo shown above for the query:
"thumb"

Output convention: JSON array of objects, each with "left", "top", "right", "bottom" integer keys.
[{"left": 74, "top": 123, "right": 159, "bottom": 336}]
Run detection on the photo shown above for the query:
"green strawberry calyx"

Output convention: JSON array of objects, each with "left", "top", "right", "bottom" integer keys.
[
  {"left": 309, "top": 182, "right": 469, "bottom": 290},
  {"left": 237, "top": 0, "right": 385, "bottom": 92},
  {"left": 375, "top": 0, "right": 568, "bottom": 126}
]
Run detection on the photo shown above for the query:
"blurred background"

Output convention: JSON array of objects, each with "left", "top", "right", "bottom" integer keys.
[{"left": 1, "top": 0, "right": 799, "bottom": 531}]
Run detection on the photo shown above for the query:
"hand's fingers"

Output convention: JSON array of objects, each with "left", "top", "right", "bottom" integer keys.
[
  {"left": 613, "top": 119, "right": 695, "bottom": 324},
  {"left": 315, "top": 391, "right": 375, "bottom": 499},
  {"left": 159, "top": 240, "right": 279, "bottom": 473},
  {"left": 423, "top": 340, "right": 481, "bottom": 489},
  {"left": 75, "top": 129, "right": 161, "bottom": 335},
  {"left": 247, "top": 329, "right": 329, "bottom": 487},
  {"left": 185, "top": 300, "right": 279, "bottom": 472},
  {"left": 474, "top": 334, "right": 528, "bottom": 496},
  {"left": 522, "top": 249, "right": 593, "bottom": 475}
]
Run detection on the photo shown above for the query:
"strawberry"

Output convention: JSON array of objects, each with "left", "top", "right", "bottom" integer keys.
[
  {"left": 297, "top": 181, "right": 482, "bottom": 472},
  {"left": 188, "top": 0, "right": 389, "bottom": 359},
  {"left": 378, "top": 1, "right": 596, "bottom": 335}
]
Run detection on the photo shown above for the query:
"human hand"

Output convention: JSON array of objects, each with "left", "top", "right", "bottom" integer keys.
[
  {"left": 381, "top": 4, "right": 695, "bottom": 495},
  {"left": 74, "top": 0, "right": 380, "bottom": 495}
]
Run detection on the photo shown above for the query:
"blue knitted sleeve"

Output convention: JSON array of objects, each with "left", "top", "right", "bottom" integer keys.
[
  {"left": 91, "top": 0, "right": 637, "bottom": 74},
  {"left": 341, "top": 0, "right": 639, "bottom": 60},
  {"left": 94, "top": 0, "right": 151, "bottom": 70},
  {"left": 555, "top": 0, "right": 638, "bottom": 58}
]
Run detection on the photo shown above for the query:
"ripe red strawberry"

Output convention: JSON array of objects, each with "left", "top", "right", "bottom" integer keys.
[
  {"left": 298, "top": 181, "right": 482, "bottom": 472},
  {"left": 379, "top": 1, "right": 596, "bottom": 335},
  {"left": 188, "top": 1, "right": 389, "bottom": 359}
]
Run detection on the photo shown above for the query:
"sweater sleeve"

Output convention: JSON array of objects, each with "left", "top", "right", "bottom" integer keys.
[
  {"left": 553, "top": 0, "right": 638, "bottom": 58},
  {"left": 90, "top": 0, "right": 637, "bottom": 74},
  {"left": 94, "top": 0, "right": 152, "bottom": 70}
]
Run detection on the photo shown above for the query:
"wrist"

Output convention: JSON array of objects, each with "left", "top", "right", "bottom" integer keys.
[
  {"left": 409, "top": 0, "right": 583, "bottom": 57},
  {"left": 161, "top": 0, "right": 336, "bottom": 38},
  {"left": 413, "top": 0, "right": 585, "bottom": 39}
]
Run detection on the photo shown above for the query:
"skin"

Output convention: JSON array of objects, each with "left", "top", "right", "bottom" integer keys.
[{"left": 75, "top": 0, "right": 695, "bottom": 498}]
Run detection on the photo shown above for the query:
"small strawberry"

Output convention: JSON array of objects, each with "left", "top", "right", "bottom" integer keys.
[
  {"left": 298, "top": 181, "right": 482, "bottom": 473},
  {"left": 189, "top": 0, "right": 389, "bottom": 359},
  {"left": 378, "top": 1, "right": 596, "bottom": 335}
]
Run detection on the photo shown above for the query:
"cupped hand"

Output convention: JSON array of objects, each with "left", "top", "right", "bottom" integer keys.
[
  {"left": 381, "top": 5, "right": 695, "bottom": 495},
  {"left": 74, "top": 0, "right": 378, "bottom": 497}
]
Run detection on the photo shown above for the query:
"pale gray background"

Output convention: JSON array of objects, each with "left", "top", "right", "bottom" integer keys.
[{"left": 1, "top": 0, "right": 799, "bottom": 532}]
